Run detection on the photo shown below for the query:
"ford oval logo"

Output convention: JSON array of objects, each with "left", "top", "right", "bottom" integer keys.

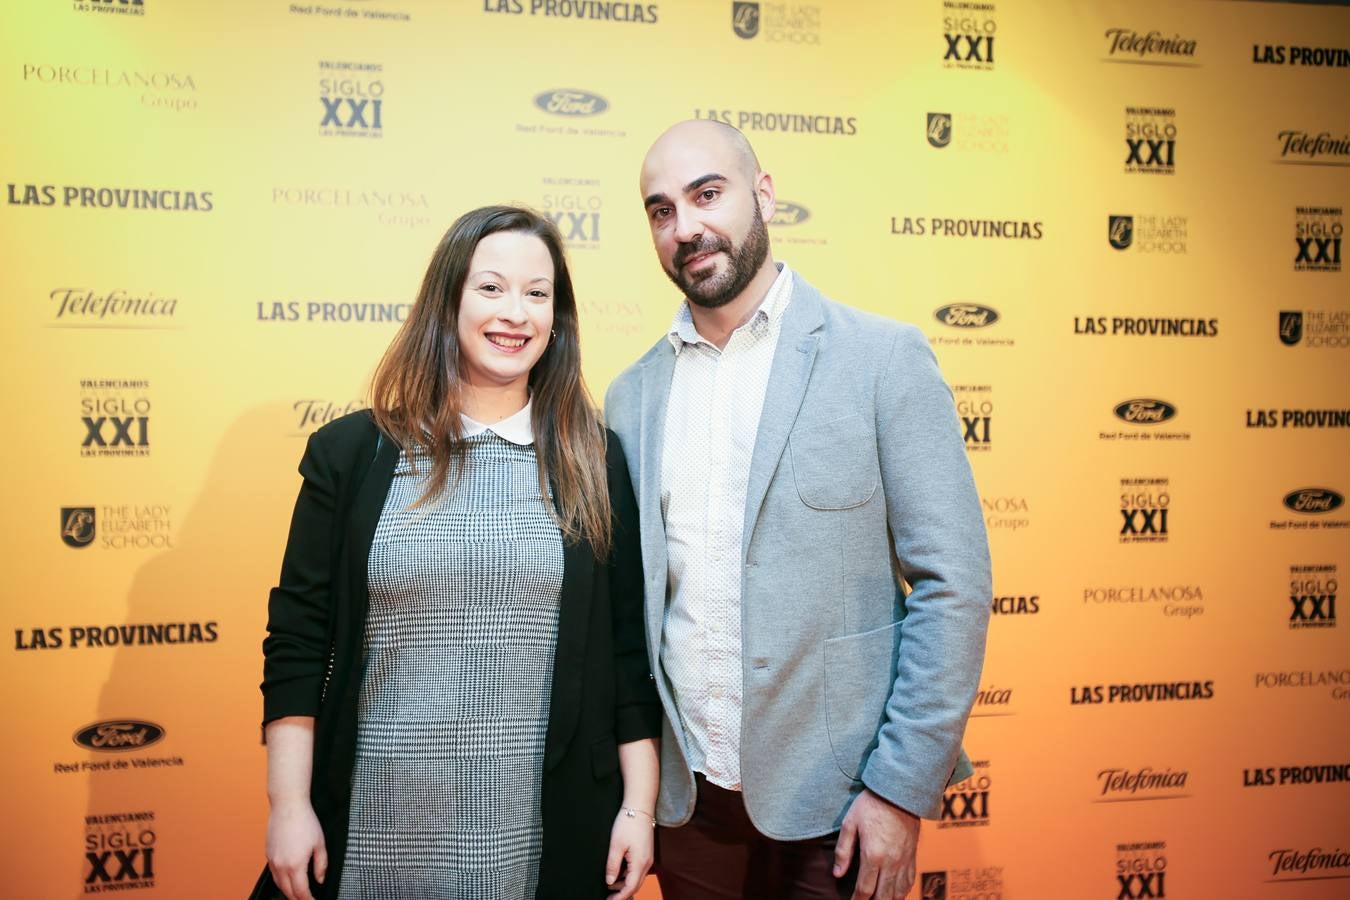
[
  {"left": 73, "top": 720, "right": 165, "bottom": 752},
  {"left": 770, "top": 202, "right": 810, "bottom": 226},
  {"left": 533, "top": 89, "right": 608, "bottom": 117},
  {"left": 1282, "top": 488, "right": 1344, "bottom": 514},
  {"left": 1113, "top": 399, "right": 1177, "bottom": 425},
  {"left": 934, "top": 303, "right": 1000, "bottom": 329}
]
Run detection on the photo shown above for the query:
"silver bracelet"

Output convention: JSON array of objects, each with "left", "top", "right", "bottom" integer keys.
[{"left": 620, "top": 806, "right": 656, "bottom": 828}]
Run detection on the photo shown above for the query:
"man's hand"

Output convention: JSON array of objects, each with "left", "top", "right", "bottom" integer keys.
[{"left": 832, "top": 788, "right": 921, "bottom": 900}]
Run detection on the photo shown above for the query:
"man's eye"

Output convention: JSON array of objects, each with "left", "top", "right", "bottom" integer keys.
[{"left": 700, "top": 189, "right": 718, "bottom": 201}]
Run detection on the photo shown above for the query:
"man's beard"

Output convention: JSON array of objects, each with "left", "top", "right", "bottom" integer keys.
[{"left": 666, "top": 200, "right": 770, "bottom": 310}]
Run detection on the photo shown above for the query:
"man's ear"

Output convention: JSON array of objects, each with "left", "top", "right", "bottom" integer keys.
[{"left": 756, "top": 170, "right": 776, "bottom": 222}]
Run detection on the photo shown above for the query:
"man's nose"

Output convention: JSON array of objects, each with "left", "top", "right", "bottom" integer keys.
[{"left": 672, "top": 206, "right": 704, "bottom": 245}]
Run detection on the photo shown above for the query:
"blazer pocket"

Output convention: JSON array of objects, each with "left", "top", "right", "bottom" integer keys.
[
  {"left": 789, "top": 415, "right": 879, "bottom": 510},
  {"left": 823, "top": 620, "right": 901, "bottom": 780},
  {"left": 591, "top": 734, "right": 619, "bottom": 781}
]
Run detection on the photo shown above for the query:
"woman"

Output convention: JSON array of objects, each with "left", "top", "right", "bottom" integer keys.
[{"left": 260, "top": 206, "right": 660, "bottom": 900}]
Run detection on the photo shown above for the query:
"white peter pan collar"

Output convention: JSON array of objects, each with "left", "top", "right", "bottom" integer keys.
[{"left": 460, "top": 399, "right": 534, "bottom": 445}]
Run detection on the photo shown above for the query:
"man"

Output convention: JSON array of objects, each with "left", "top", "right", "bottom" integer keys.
[{"left": 604, "top": 120, "right": 991, "bottom": 900}]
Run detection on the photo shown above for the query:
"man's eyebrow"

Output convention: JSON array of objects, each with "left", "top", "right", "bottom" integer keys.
[
  {"left": 644, "top": 173, "right": 728, "bottom": 209},
  {"left": 684, "top": 173, "right": 726, "bottom": 194}
]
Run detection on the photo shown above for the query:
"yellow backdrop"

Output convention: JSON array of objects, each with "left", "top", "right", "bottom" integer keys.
[{"left": 2, "top": 0, "right": 1348, "bottom": 897}]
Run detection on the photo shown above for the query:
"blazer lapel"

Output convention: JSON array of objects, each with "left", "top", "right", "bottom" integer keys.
[
  {"left": 638, "top": 343, "right": 676, "bottom": 653},
  {"left": 741, "top": 280, "right": 825, "bottom": 557}
]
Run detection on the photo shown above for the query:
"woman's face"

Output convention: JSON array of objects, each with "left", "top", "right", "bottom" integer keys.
[{"left": 456, "top": 230, "right": 556, "bottom": 395}]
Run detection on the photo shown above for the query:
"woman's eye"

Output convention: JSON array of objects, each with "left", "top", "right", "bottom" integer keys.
[
  {"left": 701, "top": 189, "right": 718, "bottom": 201},
  {"left": 480, "top": 284, "right": 501, "bottom": 293}
]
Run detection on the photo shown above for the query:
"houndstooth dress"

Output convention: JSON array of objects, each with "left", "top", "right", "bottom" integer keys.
[{"left": 338, "top": 424, "right": 563, "bottom": 900}]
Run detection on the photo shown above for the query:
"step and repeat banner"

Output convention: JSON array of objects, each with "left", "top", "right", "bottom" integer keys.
[{"left": 2, "top": 0, "right": 1347, "bottom": 897}]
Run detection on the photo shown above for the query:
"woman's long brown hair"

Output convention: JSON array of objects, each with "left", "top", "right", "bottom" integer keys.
[{"left": 370, "top": 205, "right": 611, "bottom": 558}]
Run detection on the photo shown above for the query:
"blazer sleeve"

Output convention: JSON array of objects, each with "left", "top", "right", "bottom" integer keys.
[
  {"left": 860, "top": 325, "right": 992, "bottom": 819},
  {"left": 606, "top": 429, "right": 662, "bottom": 744},
  {"left": 260, "top": 429, "right": 340, "bottom": 728}
]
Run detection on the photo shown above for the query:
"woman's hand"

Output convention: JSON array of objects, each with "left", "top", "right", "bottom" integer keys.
[
  {"left": 266, "top": 798, "right": 327, "bottom": 900},
  {"left": 605, "top": 808, "right": 655, "bottom": 899}
]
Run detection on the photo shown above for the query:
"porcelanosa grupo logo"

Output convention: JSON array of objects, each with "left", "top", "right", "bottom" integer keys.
[{"left": 534, "top": 89, "right": 608, "bottom": 117}]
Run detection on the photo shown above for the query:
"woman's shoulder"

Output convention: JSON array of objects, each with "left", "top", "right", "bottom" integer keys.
[{"left": 307, "top": 409, "right": 384, "bottom": 466}]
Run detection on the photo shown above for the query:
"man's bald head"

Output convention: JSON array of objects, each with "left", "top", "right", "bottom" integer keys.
[{"left": 641, "top": 119, "right": 762, "bottom": 190}]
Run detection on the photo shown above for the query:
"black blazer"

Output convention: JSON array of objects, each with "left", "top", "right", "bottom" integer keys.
[{"left": 260, "top": 411, "right": 660, "bottom": 899}]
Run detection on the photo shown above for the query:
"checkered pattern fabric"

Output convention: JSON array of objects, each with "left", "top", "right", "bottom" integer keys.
[{"left": 339, "top": 432, "right": 563, "bottom": 900}]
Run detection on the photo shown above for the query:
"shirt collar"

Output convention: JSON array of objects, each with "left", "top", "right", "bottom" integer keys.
[
  {"left": 461, "top": 398, "right": 534, "bottom": 445},
  {"left": 666, "top": 261, "right": 794, "bottom": 354}
]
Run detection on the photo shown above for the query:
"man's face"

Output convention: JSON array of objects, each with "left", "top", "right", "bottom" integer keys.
[{"left": 640, "top": 137, "right": 771, "bottom": 309}]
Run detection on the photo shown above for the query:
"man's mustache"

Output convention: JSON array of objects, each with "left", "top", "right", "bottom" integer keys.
[{"left": 673, "top": 235, "right": 732, "bottom": 269}]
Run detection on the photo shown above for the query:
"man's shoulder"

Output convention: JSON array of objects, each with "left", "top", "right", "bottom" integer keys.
[{"left": 799, "top": 277, "right": 925, "bottom": 354}]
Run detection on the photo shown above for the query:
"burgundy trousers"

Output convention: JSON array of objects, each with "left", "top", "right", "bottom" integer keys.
[{"left": 655, "top": 775, "right": 858, "bottom": 900}]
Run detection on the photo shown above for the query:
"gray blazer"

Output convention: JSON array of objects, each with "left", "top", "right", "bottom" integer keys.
[{"left": 604, "top": 274, "right": 991, "bottom": 839}]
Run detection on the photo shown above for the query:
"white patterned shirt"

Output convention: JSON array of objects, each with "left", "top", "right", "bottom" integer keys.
[{"left": 660, "top": 263, "right": 793, "bottom": 791}]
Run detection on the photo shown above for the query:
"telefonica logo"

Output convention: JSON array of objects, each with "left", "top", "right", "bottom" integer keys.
[
  {"left": 935, "top": 304, "right": 999, "bottom": 329},
  {"left": 770, "top": 202, "right": 809, "bottom": 225},
  {"left": 1113, "top": 399, "right": 1177, "bottom": 425},
  {"left": 73, "top": 720, "right": 165, "bottom": 752},
  {"left": 1283, "top": 489, "right": 1344, "bottom": 514},
  {"left": 533, "top": 89, "right": 608, "bottom": 116}
]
